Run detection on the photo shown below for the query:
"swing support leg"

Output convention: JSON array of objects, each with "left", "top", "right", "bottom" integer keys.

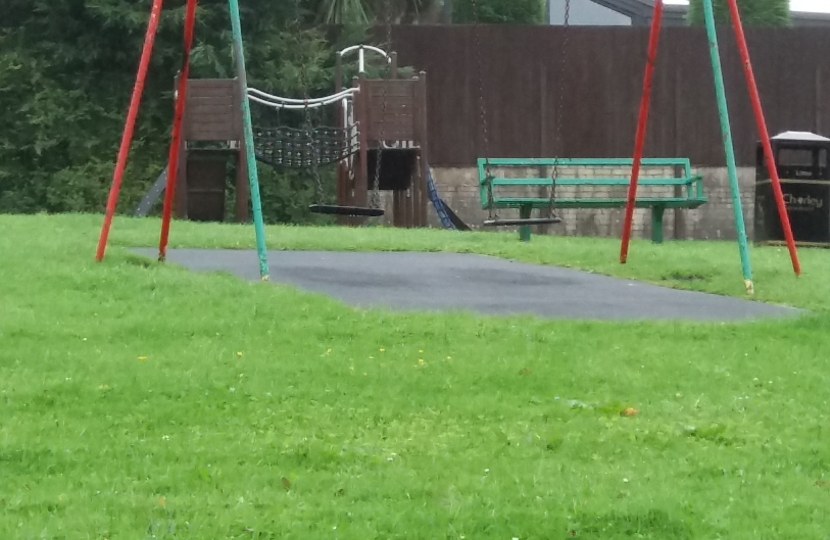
[{"left": 519, "top": 204, "right": 532, "bottom": 242}]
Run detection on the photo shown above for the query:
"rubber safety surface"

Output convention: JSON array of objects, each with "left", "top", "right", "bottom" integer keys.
[{"left": 134, "top": 248, "right": 803, "bottom": 321}]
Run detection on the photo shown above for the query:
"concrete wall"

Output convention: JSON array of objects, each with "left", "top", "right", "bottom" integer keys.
[{"left": 377, "top": 165, "right": 758, "bottom": 242}]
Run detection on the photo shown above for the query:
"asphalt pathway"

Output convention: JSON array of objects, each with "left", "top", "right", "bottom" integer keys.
[{"left": 134, "top": 248, "right": 803, "bottom": 321}]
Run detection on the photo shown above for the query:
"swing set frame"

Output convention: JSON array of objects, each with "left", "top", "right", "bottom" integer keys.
[
  {"left": 619, "top": 0, "right": 801, "bottom": 293},
  {"left": 472, "top": 0, "right": 802, "bottom": 292},
  {"left": 95, "top": 1, "right": 428, "bottom": 281},
  {"left": 95, "top": 0, "right": 271, "bottom": 279}
]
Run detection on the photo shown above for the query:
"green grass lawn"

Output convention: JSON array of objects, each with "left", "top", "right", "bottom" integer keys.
[{"left": 2, "top": 213, "right": 830, "bottom": 539}]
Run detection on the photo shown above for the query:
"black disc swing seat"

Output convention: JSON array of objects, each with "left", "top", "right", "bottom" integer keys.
[
  {"left": 248, "top": 97, "right": 386, "bottom": 219},
  {"left": 250, "top": 116, "right": 386, "bottom": 219},
  {"left": 308, "top": 204, "right": 384, "bottom": 217}
]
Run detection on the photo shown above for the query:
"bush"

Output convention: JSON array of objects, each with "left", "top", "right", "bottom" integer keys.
[
  {"left": 687, "top": 0, "right": 790, "bottom": 26},
  {"left": 452, "top": 0, "right": 546, "bottom": 24},
  {"left": 0, "top": 0, "right": 365, "bottom": 224}
]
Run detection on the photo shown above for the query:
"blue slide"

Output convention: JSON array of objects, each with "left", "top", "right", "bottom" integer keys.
[
  {"left": 134, "top": 166, "right": 168, "bottom": 218},
  {"left": 425, "top": 165, "right": 470, "bottom": 231},
  {"left": 135, "top": 163, "right": 470, "bottom": 231}
]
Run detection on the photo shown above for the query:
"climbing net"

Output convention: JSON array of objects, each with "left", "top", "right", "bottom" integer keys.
[{"left": 247, "top": 87, "right": 361, "bottom": 169}]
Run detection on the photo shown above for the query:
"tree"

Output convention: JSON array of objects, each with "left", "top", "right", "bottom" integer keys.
[
  {"left": 0, "top": 0, "right": 362, "bottom": 221},
  {"left": 312, "top": 0, "right": 444, "bottom": 25},
  {"left": 452, "top": 0, "right": 546, "bottom": 24},
  {"left": 687, "top": 0, "right": 790, "bottom": 26}
]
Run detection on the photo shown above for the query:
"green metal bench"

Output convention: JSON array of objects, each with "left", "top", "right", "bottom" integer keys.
[{"left": 478, "top": 157, "right": 707, "bottom": 242}]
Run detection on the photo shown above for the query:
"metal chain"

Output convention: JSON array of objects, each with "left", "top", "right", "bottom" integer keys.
[
  {"left": 371, "top": 0, "right": 393, "bottom": 211},
  {"left": 551, "top": 0, "right": 570, "bottom": 208},
  {"left": 383, "top": 0, "right": 394, "bottom": 50},
  {"left": 287, "top": 0, "right": 324, "bottom": 204},
  {"left": 306, "top": 106, "right": 325, "bottom": 204},
  {"left": 294, "top": 24, "right": 324, "bottom": 205},
  {"left": 471, "top": 0, "right": 494, "bottom": 220}
]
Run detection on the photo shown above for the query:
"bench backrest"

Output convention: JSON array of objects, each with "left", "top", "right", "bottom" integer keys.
[{"left": 477, "top": 157, "right": 694, "bottom": 182}]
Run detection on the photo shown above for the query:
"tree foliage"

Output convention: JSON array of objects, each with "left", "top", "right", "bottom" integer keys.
[
  {"left": 0, "top": 0, "right": 377, "bottom": 222},
  {"left": 314, "top": 0, "right": 444, "bottom": 24},
  {"left": 452, "top": 0, "right": 546, "bottom": 24},
  {"left": 687, "top": 0, "right": 790, "bottom": 26}
]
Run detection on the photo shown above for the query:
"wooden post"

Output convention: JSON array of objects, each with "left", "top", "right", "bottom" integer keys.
[
  {"left": 390, "top": 52, "right": 406, "bottom": 227},
  {"left": 174, "top": 74, "right": 188, "bottom": 220},
  {"left": 235, "top": 140, "right": 249, "bottom": 223},
  {"left": 349, "top": 75, "right": 360, "bottom": 216},
  {"left": 817, "top": 66, "right": 823, "bottom": 135},
  {"left": 393, "top": 187, "right": 406, "bottom": 227},
  {"left": 355, "top": 73, "right": 370, "bottom": 219},
  {"left": 403, "top": 187, "right": 413, "bottom": 228},
  {"left": 416, "top": 72, "right": 430, "bottom": 227},
  {"left": 175, "top": 135, "right": 188, "bottom": 219}
]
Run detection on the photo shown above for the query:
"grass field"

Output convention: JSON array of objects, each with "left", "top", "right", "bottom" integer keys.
[{"left": 2, "top": 213, "right": 830, "bottom": 539}]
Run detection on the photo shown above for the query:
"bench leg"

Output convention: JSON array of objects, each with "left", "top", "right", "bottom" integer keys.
[
  {"left": 519, "top": 205, "right": 532, "bottom": 242},
  {"left": 651, "top": 206, "right": 665, "bottom": 243}
]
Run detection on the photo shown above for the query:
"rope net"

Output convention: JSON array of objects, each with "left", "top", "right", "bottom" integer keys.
[
  {"left": 249, "top": 90, "right": 360, "bottom": 169},
  {"left": 253, "top": 125, "right": 359, "bottom": 168}
]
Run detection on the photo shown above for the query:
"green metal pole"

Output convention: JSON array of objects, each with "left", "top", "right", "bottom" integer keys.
[
  {"left": 228, "top": 0, "right": 269, "bottom": 281},
  {"left": 702, "top": 0, "right": 753, "bottom": 294},
  {"left": 519, "top": 205, "right": 532, "bottom": 242}
]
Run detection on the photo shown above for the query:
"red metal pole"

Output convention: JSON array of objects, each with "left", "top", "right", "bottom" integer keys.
[
  {"left": 725, "top": 0, "right": 801, "bottom": 276},
  {"left": 95, "top": 0, "right": 165, "bottom": 262},
  {"left": 158, "top": 0, "right": 198, "bottom": 262},
  {"left": 620, "top": 0, "right": 664, "bottom": 264}
]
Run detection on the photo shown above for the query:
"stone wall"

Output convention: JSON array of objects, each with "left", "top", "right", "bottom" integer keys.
[{"left": 376, "top": 165, "right": 758, "bottom": 241}]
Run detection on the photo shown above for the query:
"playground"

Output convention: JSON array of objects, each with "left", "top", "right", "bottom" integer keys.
[{"left": 4, "top": 0, "right": 830, "bottom": 537}]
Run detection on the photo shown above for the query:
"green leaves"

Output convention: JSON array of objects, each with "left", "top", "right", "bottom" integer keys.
[
  {"left": 452, "top": 0, "right": 546, "bottom": 24},
  {"left": 313, "top": 0, "right": 444, "bottom": 24},
  {"left": 0, "top": 0, "right": 360, "bottom": 220},
  {"left": 687, "top": 0, "right": 790, "bottom": 26}
]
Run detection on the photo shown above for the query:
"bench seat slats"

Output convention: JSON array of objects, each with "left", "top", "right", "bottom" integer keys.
[
  {"left": 556, "top": 176, "right": 702, "bottom": 186},
  {"left": 554, "top": 197, "right": 706, "bottom": 208}
]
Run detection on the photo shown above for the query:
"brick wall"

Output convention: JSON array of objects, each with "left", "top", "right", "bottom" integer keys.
[{"left": 385, "top": 165, "right": 758, "bottom": 241}]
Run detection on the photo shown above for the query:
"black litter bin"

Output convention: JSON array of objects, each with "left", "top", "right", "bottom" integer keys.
[{"left": 755, "top": 131, "right": 830, "bottom": 247}]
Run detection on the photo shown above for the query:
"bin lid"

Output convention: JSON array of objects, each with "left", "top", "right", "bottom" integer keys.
[{"left": 771, "top": 131, "right": 830, "bottom": 142}]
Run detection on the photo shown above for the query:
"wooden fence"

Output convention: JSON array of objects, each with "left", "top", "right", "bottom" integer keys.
[{"left": 382, "top": 25, "right": 830, "bottom": 167}]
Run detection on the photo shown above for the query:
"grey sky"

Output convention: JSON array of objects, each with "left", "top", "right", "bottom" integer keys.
[{"left": 664, "top": 0, "right": 830, "bottom": 13}]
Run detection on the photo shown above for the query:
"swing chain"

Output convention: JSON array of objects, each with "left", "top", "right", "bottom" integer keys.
[
  {"left": 470, "top": 0, "right": 494, "bottom": 220},
  {"left": 288, "top": 4, "right": 326, "bottom": 206},
  {"left": 551, "top": 0, "right": 571, "bottom": 208},
  {"left": 306, "top": 107, "right": 325, "bottom": 204},
  {"left": 295, "top": 27, "right": 325, "bottom": 205}
]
